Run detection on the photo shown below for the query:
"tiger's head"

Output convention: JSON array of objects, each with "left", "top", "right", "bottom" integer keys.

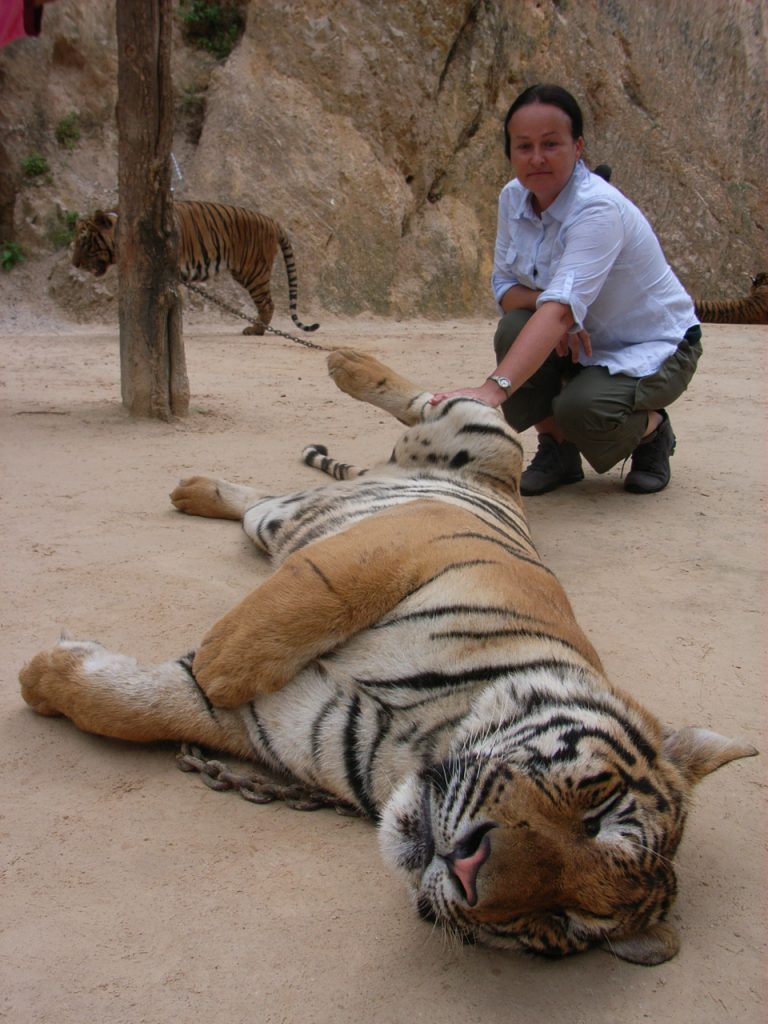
[
  {"left": 378, "top": 676, "right": 756, "bottom": 965},
  {"left": 72, "top": 210, "right": 118, "bottom": 277}
]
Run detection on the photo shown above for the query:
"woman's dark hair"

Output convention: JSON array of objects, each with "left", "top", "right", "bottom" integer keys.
[{"left": 503, "top": 84, "right": 584, "bottom": 158}]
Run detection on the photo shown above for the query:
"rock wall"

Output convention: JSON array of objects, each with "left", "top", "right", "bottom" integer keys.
[{"left": 0, "top": 0, "right": 765, "bottom": 323}]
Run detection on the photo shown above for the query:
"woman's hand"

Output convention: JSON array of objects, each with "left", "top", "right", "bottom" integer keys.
[
  {"left": 556, "top": 327, "right": 592, "bottom": 361},
  {"left": 429, "top": 379, "right": 505, "bottom": 407}
]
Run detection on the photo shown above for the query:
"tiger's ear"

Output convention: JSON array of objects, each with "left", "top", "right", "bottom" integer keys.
[
  {"left": 605, "top": 921, "right": 680, "bottom": 965},
  {"left": 662, "top": 727, "right": 757, "bottom": 785},
  {"left": 93, "top": 210, "right": 117, "bottom": 229}
]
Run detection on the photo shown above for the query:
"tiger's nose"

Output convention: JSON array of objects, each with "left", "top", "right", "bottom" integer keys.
[{"left": 444, "top": 829, "right": 493, "bottom": 906}]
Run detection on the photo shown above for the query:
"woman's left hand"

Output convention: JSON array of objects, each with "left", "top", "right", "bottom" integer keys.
[
  {"left": 429, "top": 379, "right": 505, "bottom": 407},
  {"left": 556, "top": 327, "right": 592, "bottom": 361}
]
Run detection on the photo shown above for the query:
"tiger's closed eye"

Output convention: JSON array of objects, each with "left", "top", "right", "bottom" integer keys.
[{"left": 582, "top": 788, "right": 626, "bottom": 838}]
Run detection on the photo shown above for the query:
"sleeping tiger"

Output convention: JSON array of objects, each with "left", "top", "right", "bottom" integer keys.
[
  {"left": 72, "top": 200, "right": 319, "bottom": 335},
  {"left": 694, "top": 272, "right": 768, "bottom": 325},
  {"left": 19, "top": 348, "right": 756, "bottom": 965}
]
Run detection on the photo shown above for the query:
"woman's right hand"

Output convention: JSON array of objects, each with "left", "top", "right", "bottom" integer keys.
[{"left": 429, "top": 379, "right": 507, "bottom": 408}]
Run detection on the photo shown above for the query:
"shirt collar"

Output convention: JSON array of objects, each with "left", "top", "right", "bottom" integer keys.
[
  {"left": 511, "top": 159, "right": 588, "bottom": 223},
  {"left": 544, "top": 159, "right": 588, "bottom": 222}
]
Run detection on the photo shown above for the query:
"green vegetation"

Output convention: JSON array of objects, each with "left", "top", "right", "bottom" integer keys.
[
  {"left": 21, "top": 152, "right": 50, "bottom": 179},
  {"left": 49, "top": 209, "right": 80, "bottom": 250},
  {"left": 1, "top": 241, "right": 25, "bottom": 271},
  {"left": 178, "top": 1, "right": 245, "bottom": 60},
  {"left": 55, "top": 112, "right": 81, "bottom": 150}
]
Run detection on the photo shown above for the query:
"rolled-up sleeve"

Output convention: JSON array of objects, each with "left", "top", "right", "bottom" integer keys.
[
  {"left": 536, "top": 200, "right": 624, "bottom": 331},
  {"left": 491, "top": 186, "right": 520, "bottom": 307}
]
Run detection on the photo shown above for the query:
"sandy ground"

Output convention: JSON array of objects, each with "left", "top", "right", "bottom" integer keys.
[{"left": 1, "top": 313, "right": 766, "bottom": 1024}]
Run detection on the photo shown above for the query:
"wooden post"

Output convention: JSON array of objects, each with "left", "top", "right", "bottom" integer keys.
[
  {"left": 115, "top": 0, "right": 189, "bottom": 419},
  {"left": 0, "top": 139, "right": 17, "bottom": 245}
]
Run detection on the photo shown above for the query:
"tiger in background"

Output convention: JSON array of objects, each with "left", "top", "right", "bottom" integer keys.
[
  {"left": 694, "top": 272, "right": 768, "bottom": 325},
  {"left": 72, "top": 200, "right": 320, "bottom": 336},
  {"left": 19, "top": 348, "right": 756, "bottom": 965}
]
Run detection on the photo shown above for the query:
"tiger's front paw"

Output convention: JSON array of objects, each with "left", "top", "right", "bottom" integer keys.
[
  {"left": 192, "top": 607, "right": 296, "bottom": 708},
  {"left": 19, "top": 639, "right": 102, "bottom": 718},
  {"left": 192, "top": 633, "right": 269, "bottom": 708}
]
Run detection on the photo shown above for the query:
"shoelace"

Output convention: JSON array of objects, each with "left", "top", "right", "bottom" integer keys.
[
  {"left": 527, "top": 439, "right": 563, "bottom": 473},
  {"left": 628, "top": 426, "right": 675, "bottom": 475}
]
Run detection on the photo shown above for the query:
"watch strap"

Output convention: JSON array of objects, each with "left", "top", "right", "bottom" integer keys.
[{"left": 487, "top": 374, "right": 513, "bottom": 396}]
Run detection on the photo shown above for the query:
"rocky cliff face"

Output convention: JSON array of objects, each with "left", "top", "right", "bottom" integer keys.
[{"left": 1, "top": 0, "right": 765, "bottom": 324}]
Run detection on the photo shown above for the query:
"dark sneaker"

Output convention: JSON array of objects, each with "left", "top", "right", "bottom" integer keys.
[
  {"left": 624, "top": 411, "right": 676, "bottom": 494},
  {"left": 521, "top": 433, "right": 584, "bottom": 496}
]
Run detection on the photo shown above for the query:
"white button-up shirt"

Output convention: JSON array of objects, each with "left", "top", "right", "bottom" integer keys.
[{"left": 491, "top": 161, "right": 699, "bottom": 377}]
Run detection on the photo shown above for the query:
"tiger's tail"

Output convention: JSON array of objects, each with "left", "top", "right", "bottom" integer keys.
[
  {"left": 694, "top": 273, "right": 768, "bottom": 325},
  {"left": 302, "top": 444, "right": 367, "bottom": 480},
  {"left": 693, "top": 295, "right": 768, "bottom": 325},
  {"left": 278, "top": 232, "right": 320, "bottom": 332}
]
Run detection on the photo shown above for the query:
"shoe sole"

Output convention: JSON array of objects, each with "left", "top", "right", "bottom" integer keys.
[
  {"left": 624, "top": 476, "right": 671, "bottom": 494},
  {"left": 521, "top": 473, "right": 584, "bottom": 497}
]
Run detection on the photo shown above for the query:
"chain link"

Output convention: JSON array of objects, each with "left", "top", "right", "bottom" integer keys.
[
  {"left": 181, "top": 280, "right": 334, "bottom": 351},
  {"left": 176, "top": 743, "right": 365, "bottom": 816}
]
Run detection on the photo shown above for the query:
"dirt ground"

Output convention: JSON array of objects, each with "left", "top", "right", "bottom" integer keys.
[{"left": 1, "top": 312, "right": 765, "bottom": 1024}]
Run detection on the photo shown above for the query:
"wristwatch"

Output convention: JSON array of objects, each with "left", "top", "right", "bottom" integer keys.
[{"left": 487, "top": 374, "right": 513, "bottom": 396}]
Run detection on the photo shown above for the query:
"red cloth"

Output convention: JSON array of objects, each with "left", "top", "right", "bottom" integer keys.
[{"left": 0, "top": 1, "right": 45, "bottom": 49}]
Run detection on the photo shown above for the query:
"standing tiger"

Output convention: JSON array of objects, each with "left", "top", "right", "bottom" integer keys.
[
  {"left": 72, "top": 200, "right": 320, "bottom": 335},
  {"left": 19, "top": 348, "right": 756, "bottom": 965},
  {"left": 694, "top": 272, "right": 768, "bottom": 325}
]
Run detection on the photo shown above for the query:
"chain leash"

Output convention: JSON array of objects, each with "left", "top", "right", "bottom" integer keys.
[
  {"left": 176, "top": 743, "right": 365, "bottom": 816},
  {"left": 181, "top": 280, "right": 334, "bottom": 352}
]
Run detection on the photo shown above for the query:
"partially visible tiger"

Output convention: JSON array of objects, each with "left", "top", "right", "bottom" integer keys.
[
  {"left": 72, "top": 200, "right": 320, "bottom": 336},
  {"left": 694, "top": 272, "right": 768, "bottom": 325},
  {"left": 19, "top": 348, "right": 756, "bottom": 965}
]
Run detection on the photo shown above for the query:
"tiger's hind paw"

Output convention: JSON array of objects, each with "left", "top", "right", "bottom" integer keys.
[
  {"left": 170, "top": 476, "right": 249, "bottom": 521},
  {"left": 327, "top": 349, "right": 429, "bottom": 424},
  {"left": 328, "top": 348, "right": 405, "bottom": 398}
]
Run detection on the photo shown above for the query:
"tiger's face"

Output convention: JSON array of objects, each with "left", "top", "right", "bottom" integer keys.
[
  {"left": 375, "top": 673, "right": 728, "bottom": 966},
  {"left": 380, "top": 748, "right": 688, "bottom": 961},
  {"left": 72, "top": 210, "right": 118, "bottom": 277}
]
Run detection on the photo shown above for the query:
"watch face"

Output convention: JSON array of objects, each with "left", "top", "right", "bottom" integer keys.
[{"left": 493, "top": 376, "right": 511, "bottom": 390}]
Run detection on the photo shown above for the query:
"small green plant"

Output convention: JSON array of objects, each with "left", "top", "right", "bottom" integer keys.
[
  {"left": 55, "top": 112, "right": 81, "bottom": 150},
  {"left": 49, "top": 209, "right": 80, "bottom": 249},
  {"left": 21, "top": 152, "right": 50, "bottom": 179},
  {"left": 1, "top": 241, "right": 25, "bottom": 271},
  {"left": 178, "top": 1, "right": 245, "bottom": 61}
]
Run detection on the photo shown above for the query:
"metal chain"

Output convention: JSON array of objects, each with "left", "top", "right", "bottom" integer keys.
[
  {"left": 176, "top": 743, "right": 364, "bottom": 816},
  {"left": 181, "top": 280, "right": 334, "bottom": 351}
]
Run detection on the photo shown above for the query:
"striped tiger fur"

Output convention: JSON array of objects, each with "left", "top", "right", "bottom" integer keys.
[
  {"left": 694, "top": 272, "right": 768, "bottom": 325},
  {"left": 72, "top": 200, "right": 319, "bottom": 335},
  {"left": 19, "top": 348, "right": 756, "bottom": 965}
]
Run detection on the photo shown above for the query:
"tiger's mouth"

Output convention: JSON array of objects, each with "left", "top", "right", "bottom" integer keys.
[{"left": 382, "top": 774, "right": 497, "bottom": 907}]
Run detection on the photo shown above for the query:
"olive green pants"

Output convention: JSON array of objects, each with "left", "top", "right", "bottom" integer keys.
[{"left": 493, "top": 310, "right": 703, "bottom": 473}]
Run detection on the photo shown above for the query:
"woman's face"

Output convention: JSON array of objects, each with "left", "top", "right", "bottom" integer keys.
[{"left": 507, "top": 102, "right": 584, "bottom": 212}]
